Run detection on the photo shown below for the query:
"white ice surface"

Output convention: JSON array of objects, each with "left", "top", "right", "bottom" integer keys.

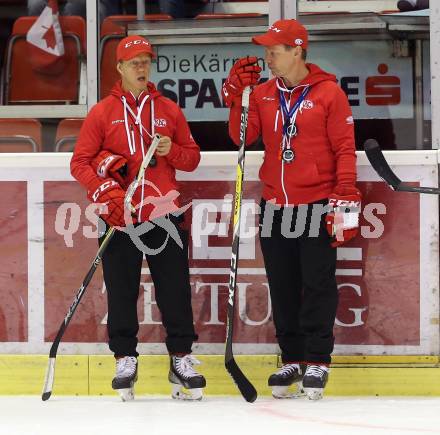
[{"left": 0, "top": 396, "right": 439, "bottom": 435}]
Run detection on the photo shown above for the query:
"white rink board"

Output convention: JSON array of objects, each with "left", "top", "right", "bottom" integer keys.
[{"left": 0, "top": 151, "right": 438, "bottom": 356}]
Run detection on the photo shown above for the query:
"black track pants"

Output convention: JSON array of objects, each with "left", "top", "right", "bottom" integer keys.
[
  {"left": 100, "top": 218, "right": 197, "bottom": 357},
  {"left": 259, "top": 199, "right": 338, "bottom": 364}
]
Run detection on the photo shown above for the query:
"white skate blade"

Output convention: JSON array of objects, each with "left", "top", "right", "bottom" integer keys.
[
  {"left": 304, "top": 388, "right": 324, "bottom": 401},
  {"left": 171, "top": 384, "right": 203, "bottom": 401},
  {"left": 272, "top": 383, "right": 306, "bottom": 399},
  {"left": 117, "top": 387, "right": 135, "bottom": 402}
]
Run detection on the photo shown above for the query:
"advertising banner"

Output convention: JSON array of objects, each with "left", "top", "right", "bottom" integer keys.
[
  {"left": 0, "top": 152, "right": 438, "bottom": 355},
  {"left": 150, "top": 41, "right": 413, "bottom": 121}
]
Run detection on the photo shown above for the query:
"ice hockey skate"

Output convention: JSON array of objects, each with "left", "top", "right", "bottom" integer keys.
[
  {"left": 302, "top": 364, "right": 329, "bottom": 400},
  {"left": 268, "top": 363, "right": 306, "bottom": 399},
  {"left": 111, "top": 356, "right": 138, "bottom": 401},
  {"left": 168, "top": 355, "right": 206, "bottom": 400}
]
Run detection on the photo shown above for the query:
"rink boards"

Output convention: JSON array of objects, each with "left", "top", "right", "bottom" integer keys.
[
  {"left": 0, "top": 150, "right": 439, "bottom": 395},
  {"left": 1, "top": 354, "right": 440, "bottom": 396}
]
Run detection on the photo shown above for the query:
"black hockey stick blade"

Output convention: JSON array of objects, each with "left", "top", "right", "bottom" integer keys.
[
  {"left": 364, "top": 139, "right": 402, "bottom": 190},
  {"left": 225, "top": 357, "right": 257, "bottom": 403},
  {"left": 364, "top": 139, "right": 440, "bottom": 194}
]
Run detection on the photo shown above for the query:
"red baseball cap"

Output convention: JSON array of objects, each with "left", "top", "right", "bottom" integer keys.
[
  {"left": 252, "top": 19, "right": 308, "bottom": 50},
  {"left": 116, "top": 35, "right": 155, "bottom": 61}
]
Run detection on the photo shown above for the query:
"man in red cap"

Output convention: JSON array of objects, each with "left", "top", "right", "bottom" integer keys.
[
  {"left": 222, "top": 19, "right": 361, "bottom": 400},
  {"left": 71, "top": 35, "right": 206, "bottom": 401}
]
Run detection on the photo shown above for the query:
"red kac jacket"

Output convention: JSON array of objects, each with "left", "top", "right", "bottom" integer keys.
[
  {"left": 71, "top": 80, "right": 200, "bottom": 222},
  {"left": 228, "top": 63, "right": 357, "bottom": 206}
]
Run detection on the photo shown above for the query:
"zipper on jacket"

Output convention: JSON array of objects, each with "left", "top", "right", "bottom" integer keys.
[
  {"left": 281, "top": 160, "right": 289, "bottom": 206},
  {"left": 130, "top": 124, "right": 136, "bottom": 153},
  {"left": 277, "top": 83, "right": 308, "bottom": 207}
]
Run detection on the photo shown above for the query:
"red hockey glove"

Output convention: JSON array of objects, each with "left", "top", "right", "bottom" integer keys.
[
  {"left": 326, "top": 185, "right": 362, "bottom": 247},
  {"left": 88, "top": 180, "right": 135, "bottom": 228},
  {"left": 91, "top": 150, "right": 128, "bottom": 186},
  {"left": 222, "top": 56, "right": 261, "bottom": 107}
]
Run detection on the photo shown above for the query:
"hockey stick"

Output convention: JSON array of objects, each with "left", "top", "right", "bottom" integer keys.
[
  {"left": 42, "top": 134, "right": 161, "bottom": 401},
  {"left": 364, "top": 139, "right": 440, "bottom": 194},
  {"left": 225, "top": 86, "right": 258, "bottom": 403}
]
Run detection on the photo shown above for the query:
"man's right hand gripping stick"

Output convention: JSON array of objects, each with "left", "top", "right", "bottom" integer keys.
[
  {"left": 89, "top": 180, "right": 134, "bottom": 228},
  {"left": 222, "top": 56, "right": 261, "bottom": 107}
]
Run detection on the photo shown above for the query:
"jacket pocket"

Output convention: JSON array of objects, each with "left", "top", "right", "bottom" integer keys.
[{"left": 288, "top": 152, "right": 321, "bottom": 188}]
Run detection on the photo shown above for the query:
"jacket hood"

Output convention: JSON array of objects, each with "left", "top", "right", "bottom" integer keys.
[
  {"left": 110, "top": 80, "right": 162, "bottom": 106},
  {"left": 300, "top": 63, "right": 337, "bottom": 87}
]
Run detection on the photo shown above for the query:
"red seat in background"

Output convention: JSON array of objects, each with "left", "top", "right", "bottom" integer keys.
[
  {"left": 54, "top": 118, "right": 84, "bottom": 152},
  {"left": 100, "top": 14, "right": 173, "bottom": 99},
  {"left": 3, "top": 16, "right": 86, "bottom": 104},
  {"left": 0, "top": 118, "right": 42, "bottom": 152}
]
